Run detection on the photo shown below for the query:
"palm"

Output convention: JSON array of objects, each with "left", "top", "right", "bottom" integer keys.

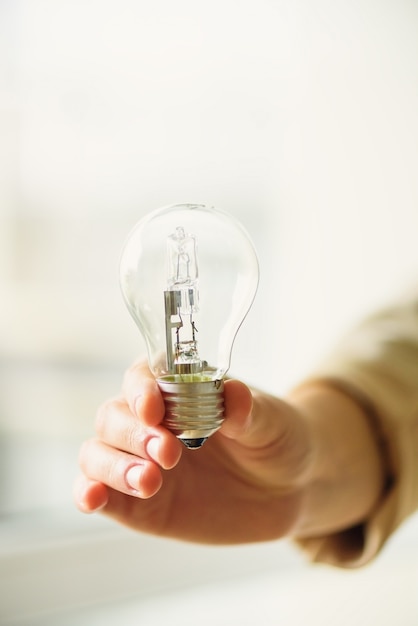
[{"left": 104, "top": 394, "right": 312, "bottom": 544}]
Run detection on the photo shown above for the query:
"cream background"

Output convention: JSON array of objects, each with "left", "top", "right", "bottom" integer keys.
[{"left": 0, "top": 0, "right": 417, "bottom": 623}]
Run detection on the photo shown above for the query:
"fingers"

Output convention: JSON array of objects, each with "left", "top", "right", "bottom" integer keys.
[
  {"left": 122, "top": 360, "right": 165, "bottom": 428},
  {"left": 75, "top": 395, "right": 182, "bottom": 509},
  {"left": 95, "top": 397, "right": 182, "bottom": 470},
  {"left": 75, "top": 364, "right": 183, "bottom": 513},
  {"left": 73, "top": 475, "right": 109, "bottom": 513},
  {"left": 78, "top": 438, "right": 163, "bottom": 499}
]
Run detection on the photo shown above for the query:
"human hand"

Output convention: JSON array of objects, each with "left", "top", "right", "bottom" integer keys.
[{"left": 74, "top": 361, "right": 316, "bottom": 544}]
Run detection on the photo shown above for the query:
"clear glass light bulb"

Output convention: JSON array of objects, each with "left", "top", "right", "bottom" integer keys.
[{"left": 119, "top": 203, "right": 259, "bottom": 449}]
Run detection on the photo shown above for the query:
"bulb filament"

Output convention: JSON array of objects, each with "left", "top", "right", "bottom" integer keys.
[{"left": 165, "top": 226, "right": 203, "bottom": 376}]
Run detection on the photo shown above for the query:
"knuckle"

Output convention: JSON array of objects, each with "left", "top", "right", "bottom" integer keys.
[
  {"left": 78, "top": 438, "right": 95, "bottom": 470},
  {"left": 122, "top": 359, "right": 144, "bottom": 386},
  {"left": 125, "top": 424, "right": 141, "bottom": 453},
  {"left": 122, "top": 358, "right": 152, "bottom": 396},
  {"left": 95, "top": 400, "right": 110, "bottom": 436},
  {"left": 94, "top": 395, "right": 144, "bottom": 455},
  {"left": 104, "top": 452, "right": 135, "bottom": 492},
  {"left": 95, "top": 396, "right": 123, "bottom": 436}
]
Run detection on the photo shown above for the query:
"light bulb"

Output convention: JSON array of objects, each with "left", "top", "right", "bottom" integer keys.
[{"left": 119, "top": 203, "right": 259, "bottom": 449}]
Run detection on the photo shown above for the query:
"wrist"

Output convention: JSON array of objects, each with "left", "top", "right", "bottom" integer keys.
[{"left": 288, "top": 381, "right": 387, "bottom": 538}]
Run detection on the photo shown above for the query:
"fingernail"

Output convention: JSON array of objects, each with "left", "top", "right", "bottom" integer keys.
[
  {"left": 146, "top": 437, "right": 161, "bottom": 462},
  {"left": 125, "top": 465, "right": 144, "bottom": 492}
]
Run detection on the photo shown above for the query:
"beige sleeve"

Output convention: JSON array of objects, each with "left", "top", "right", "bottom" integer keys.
[{"left": 295, "top": 296, "right": 418, "bottom": 568}]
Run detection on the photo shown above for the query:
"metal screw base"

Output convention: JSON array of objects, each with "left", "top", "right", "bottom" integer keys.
[{"left": 157, "top": 377, "right": 224, "bottom": 449}]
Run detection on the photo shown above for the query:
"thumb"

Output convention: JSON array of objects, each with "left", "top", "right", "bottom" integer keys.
[
  {"left": 221, "top": 380, "right": 299, "bottom": 449},
  {"left": 219, "top": 379, "right": 254, "bottom": 440},
  {"left": 221, "top": 381, "right": 312, "bottom": 478}
]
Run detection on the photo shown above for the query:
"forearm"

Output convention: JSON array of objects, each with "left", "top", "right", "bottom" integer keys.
[{"left": 288, "top": 382, "right": 386, "bottom": 539}]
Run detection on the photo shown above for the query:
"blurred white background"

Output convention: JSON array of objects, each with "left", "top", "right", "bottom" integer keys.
[{"left": 0, "top": 0, "right": 417, "bottom": 624}]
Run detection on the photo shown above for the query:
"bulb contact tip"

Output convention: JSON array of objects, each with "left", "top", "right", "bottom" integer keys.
[{"left": 180, "top": 437, "right": 208, "bottom": 449}]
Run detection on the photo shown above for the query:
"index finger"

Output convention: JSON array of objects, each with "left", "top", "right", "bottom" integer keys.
[{"left": 122, "top": 359, "right": 165, "bottom": 428}]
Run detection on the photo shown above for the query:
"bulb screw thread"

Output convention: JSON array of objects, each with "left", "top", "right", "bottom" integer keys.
[{"left": 157, "top": 377, "right": 224, "bottom": 449}]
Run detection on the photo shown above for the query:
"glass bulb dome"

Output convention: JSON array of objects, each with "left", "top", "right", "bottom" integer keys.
[{"left": 119, "top": 203, "right": 259, "bottom": 448}]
